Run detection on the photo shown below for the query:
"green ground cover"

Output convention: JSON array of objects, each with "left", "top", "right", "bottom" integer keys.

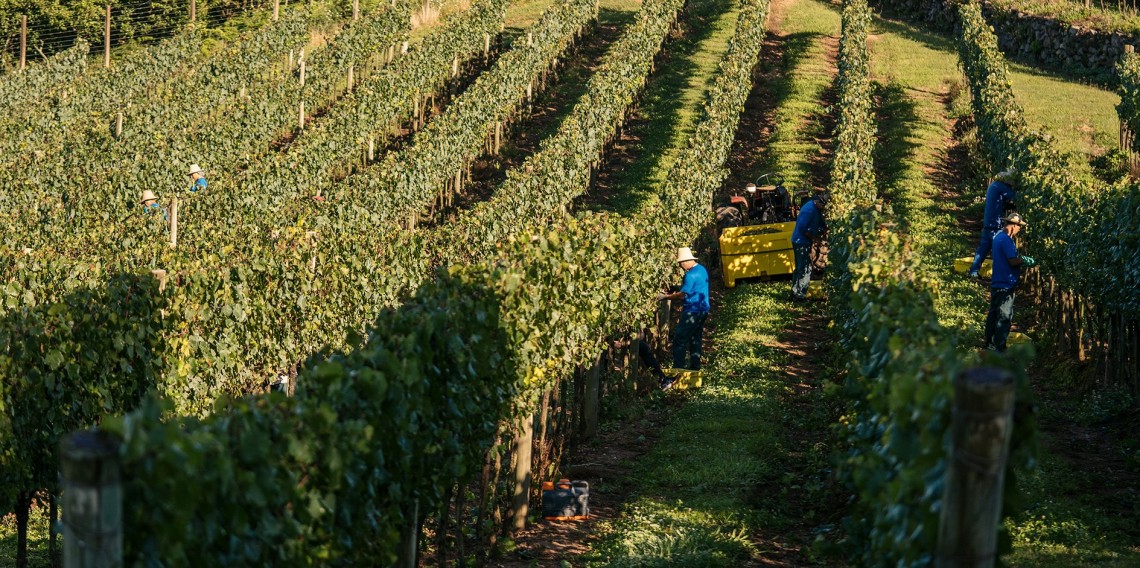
[
  {"left": 585, "top": 285, "right": 838, "bottom": 566},
  {"left": 870, "top": 12, "right": 1119, "bottom": 158}
]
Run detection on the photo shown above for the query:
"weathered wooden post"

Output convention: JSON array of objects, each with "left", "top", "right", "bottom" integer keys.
[
  {"left": 103, "top": 5, "right": 111, "bottom": 68},
  {"left": 509, "top": 413, "right": 535, "bottom": 534},
  {"left": 190, "top": 0, "right": 196, "bottom": 22},
  {"left": 19, "top": 15, "right": 27, "bottom": 71},
  {"left": 273, "top": 0, "right": 280, "bottom": 21},
  {"left": 298, "top": 101, "right": 305, "bottom": 130},
  {"left": 168, "top": 196, "right": 179, "bottom": 247},
  {"left": 61, "top": 431, "right": 122, "bottom": 568},
  {"left": 353, "top": 0, "right": 360, "bottom": 20},
  {"left": 936, "top": 367, "right": 1017, "bottom": 568},
  {"left": 114, "top": 112, "right": 123, "bottom": 138}
]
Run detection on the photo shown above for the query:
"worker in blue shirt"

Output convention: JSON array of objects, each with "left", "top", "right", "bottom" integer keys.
[
  {"left": 656, "top": 247, "right": 710, "bottom": 387},
  {"left": 969, "top": 169, "right": 1017, "bottom": 277},
  {"left": 985, "top": 213, "right": 1036, "bottom": 352},
  {"left": 140, "top": 190, "right": 168, "bottom": 222},
  {"left": 188, "top": 163, "right": 208, "bottom": 192},
  {"left": 790, "top": 191, "right": 830, "bottom": 301}
]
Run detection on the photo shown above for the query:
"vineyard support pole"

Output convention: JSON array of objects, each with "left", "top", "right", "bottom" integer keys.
[
  {"left": 169, "top": 196, "right": 179, "bottom": 248},
  {"left": 395, "top": 500, "right": 419, "bottom": 568},
  {"left": 61, "top": 431, "right": 122, "bottom": 568},
  {"left": 936, "top": 367, "right": 1016, "bottom": 568},
  {"left": 583, "top": 351, "right": 602, "bottom": 438},
  {"left": 628, "top": 329, "right": 641, "bottom": 395},
  {"left": 115, "top": 112, "right": 123, "bottom": 138},
  {"left": 353, "top": 0, "right": 359, "bottom": 20},
  {"left": 104, "top": 5, "right": 111, "bottom": 68},
  {"left": 299, "top": 101, "right": 305, "bottom": 130},
  {"left": 273, "top": 0, "right": 280, "bottom": 21},
  {"left": 509, "top": 414, "right": 534, "bottom": 534},
  {"left": 190, "top": 0, "right": 196, "bottom": 22},
  {"left": 19, "top": 15, "right": 27, "bottom": 70}
]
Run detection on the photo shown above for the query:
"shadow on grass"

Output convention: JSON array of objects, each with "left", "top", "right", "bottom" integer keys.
[
  {"left": 872, "top": 81, "right": 922, "bottom": 222},
  {"left": 577, "top": 0, "right": 738, "bottom": 216}
]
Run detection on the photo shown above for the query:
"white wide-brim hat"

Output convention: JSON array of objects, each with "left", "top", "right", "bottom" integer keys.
[
  {"left": 140, "top": 189, "right": 158, "bottom": 204},
  {"left": 188, "top": 164, "right": 205, "bottom": 177},
  {"left": 677, "top": 247, "right": 697, "bottom": 263}
]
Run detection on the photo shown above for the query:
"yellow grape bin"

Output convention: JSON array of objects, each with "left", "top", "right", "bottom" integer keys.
[{"left": 718, "top": 221, "right": 796, "bottom": 287}]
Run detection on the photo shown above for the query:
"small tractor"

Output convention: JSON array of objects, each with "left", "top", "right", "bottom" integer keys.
[{"left": 715, "top": 174, "right": 804, "bottom": 288}]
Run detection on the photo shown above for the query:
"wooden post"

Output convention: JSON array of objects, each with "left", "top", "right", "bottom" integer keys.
[
  {"left": 19, "top": 15, "right": 27, "bottom": 71},
  {"left": 299, "top": 60, "right": 306, "bottom": 86},
  {"left": 273, "top": 0, "right": 280, "bottom": 20},
  {"left": 509, "top": 414, "right": 534, "bottom": 534},
  {"left": 347, "top": 64, "right": 354, "bottom": 92},
  {"left": 169, "top": 196, "right": 179, "bottom": 248},
  {"left": 936, "top": 367, "right": 1017, "bottom": 568},
  {"left": 484, "top": 33, "right": 491, "bottom": 60},
  {"left": 298, "top": 101, "right": 305, "bottom": 130},
  {"left": 103, "top": 5, "right": 111, "bottom": 68},
  {"left": 396, "top": 500, "right": 419, "bottom": 568},
  {"left": 150, "top": 269, "right": 168, "bottom": 292},
  {"left": 114, "top": 112, "right": 123, "bottom": 138},
  {"left": 583, "top": 352, "right": 602, "bottom": 438},
  {"left": 61, "top": 431, "right": 122, "bottom": 568},
  {"left": 368, "top": 137, "right": 375, "bottom": 162},
  {"left": 629, "top": 329, "right": 642, "bottom": 393},
  {"left": 190, "top": 0, "right": 196, "bottom": 22},
  {"left": 353, "top": 0, "right": 360, "bottom": 20}
]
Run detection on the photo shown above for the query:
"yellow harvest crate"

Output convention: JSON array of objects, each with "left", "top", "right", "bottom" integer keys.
[
  {"left": 953, "top": 256, "right": 992, "bottom": 278},
  {"left": 1008, "top": 332, "right": 1032, "bottom": 346},
  {"left": 662, "top": 368, "right": 702, "bottom": 390},
  {"left": 719, "top": 222, "right": 796, "bottom": 287}
]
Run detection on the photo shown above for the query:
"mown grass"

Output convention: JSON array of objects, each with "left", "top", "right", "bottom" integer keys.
[
  {"left": 865, "top": 13, "right": 989, "bottom": 337},
  {"left": 868, "top": 11, "right": 1119, "bottom": 159},
  {"left": 762, "top": 0, "right": 840, "bottom": 189},
  {"left": 864, "top": 3, "right": 1140, "bottom": 565},
  {"left": 578, "top": 0, "right": 742, "bottom": 215},
  {"left": 584, "top": 284, "right": 837, "bottom": 566}
]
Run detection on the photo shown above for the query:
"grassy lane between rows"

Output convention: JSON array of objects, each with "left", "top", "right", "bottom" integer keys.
[
  {"left": 866, "top": 7, "right": 1140, "bottom": 566},
  {"left": 866, "top": 13, "right": 988, "bottom": 338},
  {"left": 583, "top": 0, "right": 845, "bottom": 564},
  {"left": 583, "top": 285, "right": 839, "bottom": 566}
]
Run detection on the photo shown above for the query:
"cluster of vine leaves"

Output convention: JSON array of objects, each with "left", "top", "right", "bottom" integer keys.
[
  {"left": 957, "top": 2, "right": 1140, "bottom": 319},
  {"left": 89, "top": 0, "right": 771, "bottom": 563},
  {"left": 830, "top": 1, "right": 1035, "bottom": 565}
]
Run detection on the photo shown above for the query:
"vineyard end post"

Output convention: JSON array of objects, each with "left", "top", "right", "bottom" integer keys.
[
  {"left": 936, "top": 367, "right": 1016, "bottom": 568},
  {"left": 103, "top": 5, "right": 111, "bottom": 68},
  {"left": 61, "top": 430, "right": 122, "bottom": 568},
  {"left": 190, "top": 0, "right": 196, "bottom": 22},
  {"left": 19, "top": 15, "right": 27, "bottom": 71}
]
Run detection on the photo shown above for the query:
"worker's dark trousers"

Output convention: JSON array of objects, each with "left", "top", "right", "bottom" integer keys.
[
  {"left": 791, "top": 242, "right": 812, "bottom": 298},
  {"left": 970, "top": 227, "right": 999, "bottom": 273},
  {"left": 984, "top": 287, "right": 1016, "bottom": 352},
  {"left": 672, "top": 311, "right": 707, "bottom": 370},
  {"left": 638, "top": 340, "right": 668, "bottom": 379}
]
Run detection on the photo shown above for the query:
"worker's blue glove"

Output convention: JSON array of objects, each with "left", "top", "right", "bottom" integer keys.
[{"left": 1021, "top": 256, "right": 1037, "bottom": 268}]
